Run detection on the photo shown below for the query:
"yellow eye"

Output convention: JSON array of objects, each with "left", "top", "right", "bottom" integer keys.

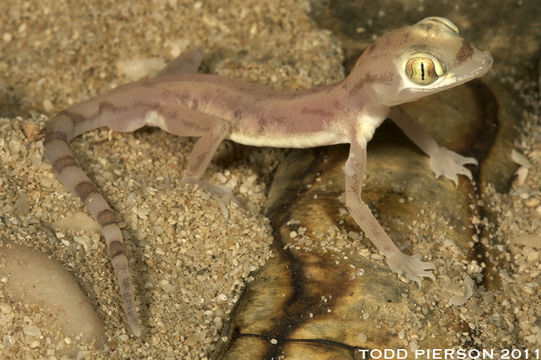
[{"left": 405, "top": 56, "right": 444, "bottom": 85}]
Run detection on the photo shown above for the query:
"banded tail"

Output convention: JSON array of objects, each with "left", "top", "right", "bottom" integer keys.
[{"left": 44, "top": 111, "right": 141, "bottom": 337}]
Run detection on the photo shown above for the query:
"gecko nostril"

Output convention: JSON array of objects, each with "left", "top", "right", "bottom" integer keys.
[{"left": 481, "top": 51, "right": 493, "bottom": 65}]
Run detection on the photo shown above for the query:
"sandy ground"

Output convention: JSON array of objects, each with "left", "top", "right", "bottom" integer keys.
[
  {"left": 0, "top": 1, "right": 540, "bottom": 359},
  {"left": 0, "top": 1, "right": 344, "bottom": 359}
]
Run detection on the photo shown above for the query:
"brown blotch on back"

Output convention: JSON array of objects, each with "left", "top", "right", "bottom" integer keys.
[
  {"left": 300, "top": 107, "right": 333, "bottom": 117},
  {"left": 179, "top": 94, "right": 191, "bottom": 107},
  {"left": 99, "top": 101, "right": 128, "bottom": 115},
  {"left": 52, "top": 155, "right": 78, "bottom": 173},
  {"left": 140, "top": 78, "right": 155, "bottom": 88},
  {"left": 108, "top": 240, "right": 125, "bottom": 259},
  {"left": 97, "top": 209, "right": 116, "bottom": 227},
  {"left": 61, "top": 111, "right": 87, "bottom": 125},
  {"left": 271, "top": 115, "right": 287, "bottom": 124},
  {"left": 233, "top": 109, "right": 242, "bottom": 121},
  {"left": 350, "top": 71, "right": 394, "bottom": 95},
  {"left": 257, "top": 115, "right": 266, "bottom": 133},
  {"left": 455, "top": 41, "right": 474, "bottom": 66},
  {"left": 75, "top": 181, "right": 98, "bottom": 202},
  {"left": 333, "top": 101, "right": 344, "bottom": 110}
]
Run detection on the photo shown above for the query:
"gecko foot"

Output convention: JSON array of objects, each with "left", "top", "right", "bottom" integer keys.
[
  {"left": 180, "top": 176, "right": 242, "bottom": 220},
  {"left": 385, "top": 252, "right": 435, "bottom": 287},
  {"left": 429, "top": 146, "right": 477, "bottom": 186}
]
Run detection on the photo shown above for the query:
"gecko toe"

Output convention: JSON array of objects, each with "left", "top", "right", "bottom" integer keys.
[
  {"left": 180, "top": 176, "right": 243, "bottom": 219},
  {"left": 463, "top": 157, "right": 479, "bottom": 166},
  {"left": 386, "top": 252, "right": 435, "bottom": 286},
  {"left": 429, "top": 147, "right": 477, "bottom": 185}
]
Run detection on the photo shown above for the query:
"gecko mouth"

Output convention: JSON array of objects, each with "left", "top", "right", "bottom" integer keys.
[
  {"left": 457, "top": 50, "right": 493, "bottom": 81},
  {"left": 436, "top": 50, "right": 493, "bottom": 90}
]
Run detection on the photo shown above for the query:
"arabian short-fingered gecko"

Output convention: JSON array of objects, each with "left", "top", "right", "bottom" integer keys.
[{"left": 44, "top": 17, "right": 493, "bottom": 336}]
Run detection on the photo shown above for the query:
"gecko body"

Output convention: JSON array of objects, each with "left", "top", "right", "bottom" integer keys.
[{"left": 44, "top": 17, "right": 492, "bottom": 336}]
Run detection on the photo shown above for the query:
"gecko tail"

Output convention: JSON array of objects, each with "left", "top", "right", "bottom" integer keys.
[{"left": 44, "top": 112, "right": 141, "bottom": 337}]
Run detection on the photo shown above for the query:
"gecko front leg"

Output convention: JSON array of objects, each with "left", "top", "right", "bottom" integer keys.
[
  {"left": 344, "top": 142, "right": 435, "bottom": 285},
  {"left": 155, "top": 47, "right": 203, "bottom": 77},
  {"left": 390, "top": 108, "right": 478, "bottom": 185}
]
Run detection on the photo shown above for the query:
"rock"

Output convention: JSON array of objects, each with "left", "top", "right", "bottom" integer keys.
[{"left": 0, "top": 239, "right": 105, "bottom": 351}]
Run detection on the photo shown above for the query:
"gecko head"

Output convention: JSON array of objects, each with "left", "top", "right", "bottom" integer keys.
[{"left": 348, "top": 17, "right": 493, "bottom": 107}]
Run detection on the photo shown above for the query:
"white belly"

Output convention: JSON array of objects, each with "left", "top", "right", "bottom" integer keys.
[{"left": 228, "top": 131, "right": 348, "bottom": 149}]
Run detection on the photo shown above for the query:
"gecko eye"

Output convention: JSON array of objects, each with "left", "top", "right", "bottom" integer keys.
[{"left": 405, "top": 55, "right": 445, "bottom": 85}]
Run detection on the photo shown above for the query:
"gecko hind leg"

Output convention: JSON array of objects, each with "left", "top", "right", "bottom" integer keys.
[{"left": 180, "top": 120, "right": 242, "bottom": 219}]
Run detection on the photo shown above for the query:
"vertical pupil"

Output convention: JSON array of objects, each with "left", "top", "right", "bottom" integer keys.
[{"left": 420, "top": 62, "right": 425, "bottom": 80}]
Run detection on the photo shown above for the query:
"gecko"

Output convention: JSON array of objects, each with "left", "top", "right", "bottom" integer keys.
[{"left": 43, "top": 17, "right": 493, "bottom": 336}]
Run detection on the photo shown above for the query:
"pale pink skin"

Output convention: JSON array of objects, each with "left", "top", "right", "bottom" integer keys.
[{"left": 44, "top": 17, "right": 493, "bottom": 336}]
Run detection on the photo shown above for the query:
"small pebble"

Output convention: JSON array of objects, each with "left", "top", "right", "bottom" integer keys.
[
  {"left": 526, "top": 251, "right": 539, "bottom": 263},
  {"left": 119, "top": 334, "right": 129, "bottom": 342},
  {"left": 43, "top": 99, "right": 54, "bottom": 112},
  {"left": 524, "top": 198, "right": 539, "bottom": 207},
  {"left": 213, "top": 317, "right": 223, "bottom": 328},
  {"left": 23, "top": 325, "right": 42, "bottom": 338},
  {"left": 3, "top": 335, "right": 15, "bottom": 348},
  {"left": 160, "top": 280, "right": 174, "bottom": 292},
  {"left": 0, "top": 303, "right": 12, "bottom": 314}
]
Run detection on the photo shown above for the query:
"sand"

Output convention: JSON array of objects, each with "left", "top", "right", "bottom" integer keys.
[
  {"left": 0, "top": 0, "right": 540, "bottom": 359},
  {"left": 0, "top": 0, "right": 343, "bottom": 358}
]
